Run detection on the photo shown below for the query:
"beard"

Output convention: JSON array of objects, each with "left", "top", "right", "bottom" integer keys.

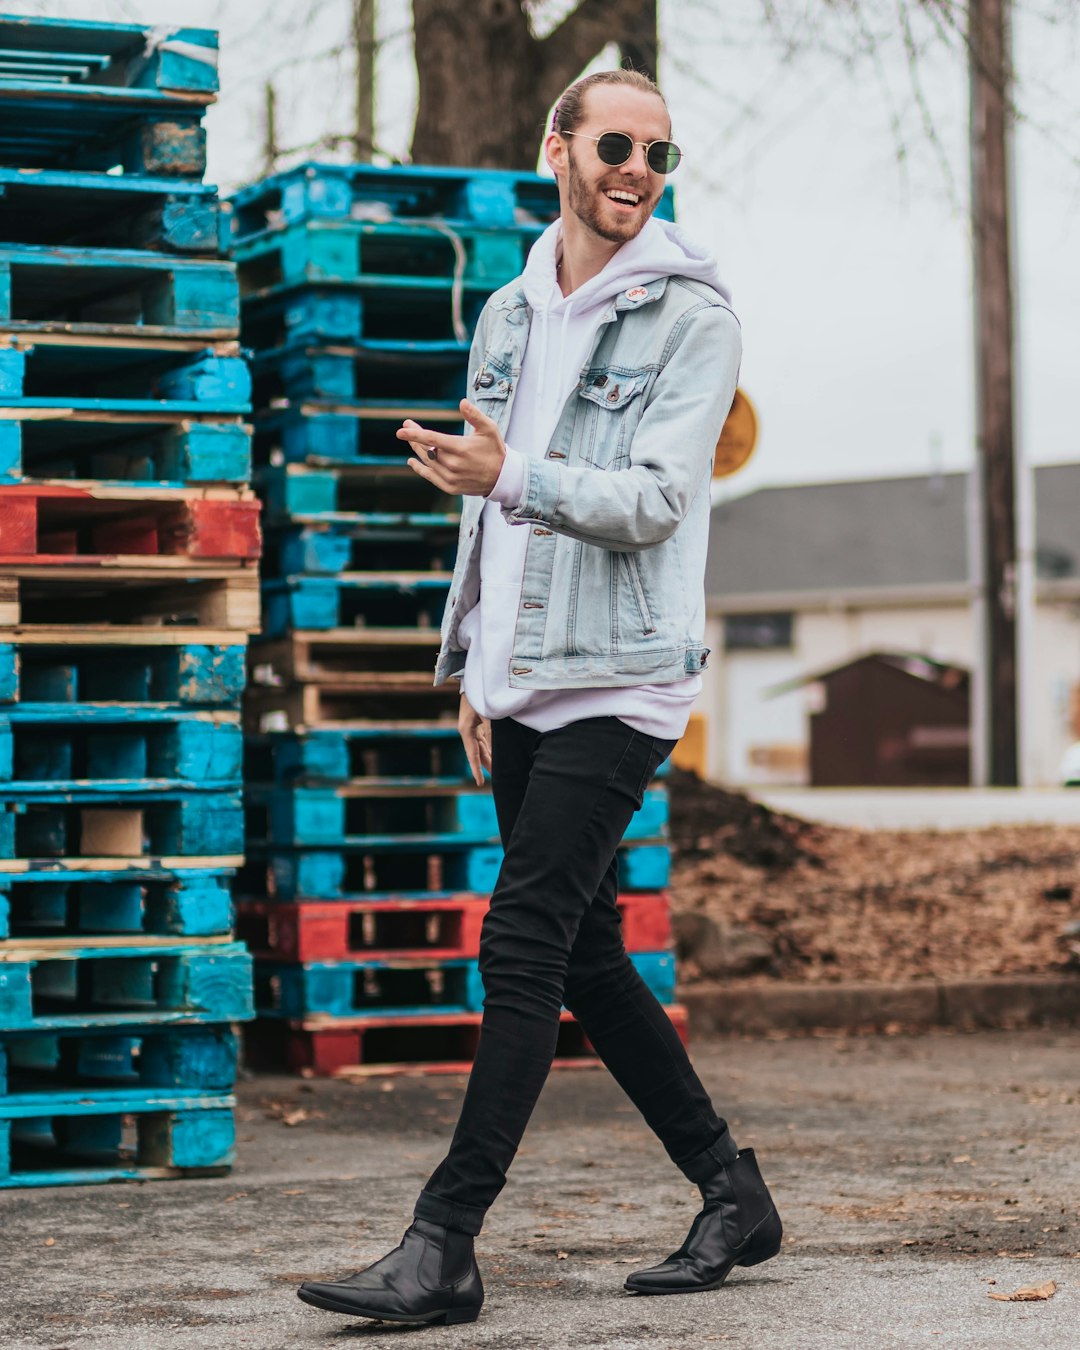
[{"left": 566, "top": 146, "right": 653, "bottom": 244}]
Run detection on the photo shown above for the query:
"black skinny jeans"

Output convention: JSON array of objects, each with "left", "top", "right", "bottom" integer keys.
[{"left": 414, "top": 715, "right": 736, "bottom": 1238}]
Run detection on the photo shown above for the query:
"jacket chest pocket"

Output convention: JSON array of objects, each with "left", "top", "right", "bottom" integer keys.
[
  {"left": 576, "top": 370, "right": 652, "bottom": 467},
  {"left": 471, "top": 361, "right": 514, "bottom": 424}
]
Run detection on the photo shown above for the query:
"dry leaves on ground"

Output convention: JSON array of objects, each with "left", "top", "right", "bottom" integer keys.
[
  {"left": 988, "top": 1280, "right": 1057, "bottom": 1302},
  {"left": 667, "top": 770, "right": 1080, "bottom": 985}
]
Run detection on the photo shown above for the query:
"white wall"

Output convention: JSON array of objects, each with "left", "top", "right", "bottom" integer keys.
[{"left": 706, "top": 600, "right": 1080, "bottom": 787}]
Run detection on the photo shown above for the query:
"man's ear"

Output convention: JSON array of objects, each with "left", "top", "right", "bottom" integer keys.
[{"left": 543, "top": 130, "right": 566, "bottom": 180}]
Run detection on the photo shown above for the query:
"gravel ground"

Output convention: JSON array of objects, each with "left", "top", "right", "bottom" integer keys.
[{"left": 2, "top": 1028, "right": 1079, "bottom": 1349}]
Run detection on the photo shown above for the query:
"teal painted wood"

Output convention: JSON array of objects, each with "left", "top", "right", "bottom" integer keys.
[
  {"left": 0, "top": 712, "right": 242, "bottom": 793},
  {"left": 0, "top": 942, "right": 253, "bottom": 1031},
  {"left": 270, "top": 516, "right": 459, "bottom": 578},
  {"left": 256, "top": 957, "right": 483, "bottom": 1019},
  {"left": 0, "top": 245, "right": 238, "bottom": 336},
  {"left": 0, "top": 1087, "right": 233, "bottom": 1121},
  {"left": 253, "top": 951, "right": 673, "bottom": 1019},
  {"left": 0, "top": 168, "right": 225, "bottom": 254},
  {"left": 234, "top": 219, "right": 534, "bottom": 291},
  {"left": 254, "top": 402, "right": 460, "bottom": 470},
  {"left": 2, "top": 644, "right": 246, "bottom": 707},
  {"left": 0, "top": 869, "right": 234, "bottom": 940},
  {"left": 2, "top": 791, "right": 244, "bottom": 860},
  {"left": 257, "top": 464, "right": 460, "bottom": 522},
  {"left": 229, "top": 162, "right": 562, "bottom": 241},
  {"left": 0, "top": 343, "right": 249, "bottom": 410},
  {"left": 252, "top": 335, "right": 468, "bottom": 403},
  {"left": 620, "top": 844, "right": 670, "bottom": 890},
  {"left": 0, "top": 16, "right": 219, "bottom": 94},
  {"left": 262, "top": 574, "right": 450, "bottom": 635},
  {"left": 243, "top": 843, "right": 504, "bottom": 902},
  {"left": 0, "top": 1025, "right": 237, "bottom": 1094},
  {"left": 0, "top": 416, "right": 250, "bottom": 483},
  {"left": 0, "top": 1100, "right": 235, "bottom": 1188},
  {"left": 246, "top": 726, "right": 470, "bottom": 785},
  {"left": 252, "top": 785, "right": 667, "bottom": 848}
]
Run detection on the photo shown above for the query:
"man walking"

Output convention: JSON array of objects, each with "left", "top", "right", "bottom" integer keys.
[{"left": 298, "top": 68, "right": 781, "bottom": 1327}]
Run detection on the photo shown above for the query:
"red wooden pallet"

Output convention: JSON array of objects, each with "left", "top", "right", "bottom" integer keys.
[
  {"left": 0, "top": 484, "right": 261, "bottom": 563},
  {"left": 235, "top": 892, "right": 672, "bottom": 963},
  {"left": 243, "top": 1004, "right": 689, "bottom": 1079}
]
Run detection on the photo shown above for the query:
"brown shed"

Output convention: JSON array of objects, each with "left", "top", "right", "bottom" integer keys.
[{"left": 775, "top": 652, "right": 970, "bottom": 787}]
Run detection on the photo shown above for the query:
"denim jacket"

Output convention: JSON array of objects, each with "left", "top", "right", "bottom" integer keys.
[{"left": 433, "top": 274, "right": 741, "bottom": 689}]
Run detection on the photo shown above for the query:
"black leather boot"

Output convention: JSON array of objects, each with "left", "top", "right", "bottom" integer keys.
[
  {"left": 624, "top": 1148, "right": 782, "bottom": 1295},
  {"left": 297, "top": 1218, "right": 484, "bottom": 1324}
]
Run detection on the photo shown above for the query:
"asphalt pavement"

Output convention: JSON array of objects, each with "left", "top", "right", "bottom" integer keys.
[{"left": 2, "top": 1028, "right": 1078, "bottom": 1350}]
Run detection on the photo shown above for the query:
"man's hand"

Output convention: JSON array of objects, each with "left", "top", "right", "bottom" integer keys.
[
  {"left": 397, "top": 398, "right": 506, "bottom": 497},
  {"left": 458, "top": 692, "right": 492, "bottom": 787}
]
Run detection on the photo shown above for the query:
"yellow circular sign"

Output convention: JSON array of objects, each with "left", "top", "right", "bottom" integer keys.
[{"left": 714, "top": 388, "right": 759, "bottom": 479}]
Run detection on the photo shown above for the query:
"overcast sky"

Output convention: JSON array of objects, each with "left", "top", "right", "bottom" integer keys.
[{"left": 14, "top": 0, "right": 1079, "bottom": 498}]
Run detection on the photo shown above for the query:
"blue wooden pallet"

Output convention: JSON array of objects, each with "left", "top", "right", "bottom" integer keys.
[
  {"left": 247, "top": 725, "right": 470, "bottom": 785},
  {"left": 258, "top": 461, "right": 458, "bottom": 523},
  {"left": 229, "top": 161, "right": 564, "bottom": 241},
  {"left": 0, "top": 341, "right": 250, "bottom": 411},
  {"left": 241, "top": 837, "right": 669, "bottom": 901},
  {"left": 0, "top": 642, "right": 246, "bottom": 708},
  {"left": 0, "top": 413, "right": 251, "bottom": 484},
  {"left": 265, "top": 514, "right": 460, "bottom": 578},
  {"left": 0, "top": 244, "right": 239, "bottom": 337},
  {"left": 254, "top": 398, "right": 461, "bottom": 467},
  {"left": 239, "top": 283, "right": 486, "bottom": 351},
  {"left": 250, "top": 784, "right": 669, "bottom": 849},
  {"left": 0, "top": 866, "right": 234, "bottom": 941},
  {"left": 0, "top": 1024, "right": 238, "bottom": 1094},
  {"left": 0, "top": 791, "right": 244, "bottom": 861},
  {"left": 0, "top": 1090, "right": 236, "bottom": 1188},
  {"left": 0, "top": 708, "right": 241, "bottom": 794},
  {"left": 255, "top": 950, "right": 674, "bottom": 1020},
  {"left": 251, "top": 335, "right": 468, "bottom": 403},
  {"left": 234, "top": 218, "right": 537, "bottom": 293},
  {"left": 0, "top": 940, "right": 253, "bottom": 1031},
  {"left": 262, "top": 573, "right": 450, "bottom": 635},
  {"left": 0, "top": 168, "right": 225, "bottom": 254}
]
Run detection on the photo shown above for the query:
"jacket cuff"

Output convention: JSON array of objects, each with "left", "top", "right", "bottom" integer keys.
[
  {"left": 504, "top": 455, "right": 561, "bottom": 524},
  {"left": 485, "top": 446, "right": 526, "bottom": 508}
]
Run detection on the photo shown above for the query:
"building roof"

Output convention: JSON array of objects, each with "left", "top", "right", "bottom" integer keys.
[{"left": 706, "top": 463, "right": 1080, "bottom": 606}]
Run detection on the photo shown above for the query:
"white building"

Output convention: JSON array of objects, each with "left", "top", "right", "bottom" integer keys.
[{"left": 696, "top": 465, "right": 1080, "bottom": 788}]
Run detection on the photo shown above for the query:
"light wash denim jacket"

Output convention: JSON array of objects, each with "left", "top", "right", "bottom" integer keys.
[{"left": 433, "top": 275, "right": 741, "bottom": 689}]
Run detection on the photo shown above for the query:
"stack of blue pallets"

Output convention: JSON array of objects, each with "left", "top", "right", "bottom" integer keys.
[
  {"left": 0, "top": 16, "right": 256, "bottom": 1187},
  {"left": 231, "top": 161, "right": 685, "bottom": 1077}
]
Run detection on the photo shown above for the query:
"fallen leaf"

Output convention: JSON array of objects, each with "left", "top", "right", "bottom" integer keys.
[
  {"left": 281, "top": 1189, "right": 306, "bottom": 1196},
  {"left": 282, "top": 1108, "right": 308, "bottom": 1127},
  {"left": 556, "top": 1250, "right": 569, "bottom": 1260},
  {"left": 988, "top": 1280, "right": 1057, "bottom": 1303},
  {"left": 44, "top": 1238, "right": 55, "bottom": 1247}
]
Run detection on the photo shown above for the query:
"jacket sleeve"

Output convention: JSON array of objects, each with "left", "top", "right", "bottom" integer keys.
[{"left": 500, "top": 302, "right": 741, "bottom": 552}]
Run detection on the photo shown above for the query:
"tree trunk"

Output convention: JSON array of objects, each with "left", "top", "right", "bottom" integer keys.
[
  {"left": 410, "top": 0, "right": 657, "bottom": 169},
  {"left": 969, "top": 0, "right": 1019, "bottom": 785}
]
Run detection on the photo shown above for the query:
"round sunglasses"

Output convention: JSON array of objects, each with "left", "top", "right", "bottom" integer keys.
[{"left": 562, "top": 129, "right": 682, "bottom": 176}]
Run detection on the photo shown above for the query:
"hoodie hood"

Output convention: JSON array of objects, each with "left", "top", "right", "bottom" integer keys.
[{"left": 521, "top": 215, "right": 732, "bottom": 315}]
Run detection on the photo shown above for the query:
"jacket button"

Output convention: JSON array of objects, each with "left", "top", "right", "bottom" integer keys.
[{"left": 607, "top": 385, "right": 621, "bottom": 402}]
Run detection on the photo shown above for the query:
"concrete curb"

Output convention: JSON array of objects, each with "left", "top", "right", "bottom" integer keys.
[{"left": 680, "top": 974, "right": 1080, "bottom": 1035}]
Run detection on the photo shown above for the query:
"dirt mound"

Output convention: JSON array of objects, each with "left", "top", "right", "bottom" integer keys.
[{"left": 666, "top": 768, "right": 821, "bottom": 872}]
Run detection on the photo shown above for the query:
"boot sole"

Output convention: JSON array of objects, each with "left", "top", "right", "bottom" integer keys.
[{"left": 297, "top": 1287, "right": 480, "bottom": 1324}]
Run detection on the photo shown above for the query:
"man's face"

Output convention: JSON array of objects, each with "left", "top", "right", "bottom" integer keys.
[{"left": 558, "top": 86, "right": 671, "bottom": 245}]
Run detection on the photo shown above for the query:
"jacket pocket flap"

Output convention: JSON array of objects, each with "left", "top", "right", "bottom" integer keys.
[{"left": 578, "top": 371, "right": 651, "bottom": 409}]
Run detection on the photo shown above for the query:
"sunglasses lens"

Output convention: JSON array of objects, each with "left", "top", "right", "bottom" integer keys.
[
  {"left": 647, "top": 141, "right": 682, "bottom": 174},
  {"left": 596, "top": 132, "right": 633, "bottom": 166}
]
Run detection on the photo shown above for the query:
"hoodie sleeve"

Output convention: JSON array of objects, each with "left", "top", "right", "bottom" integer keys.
[{"left": 500, "top": 302, "right": 741, "bottom": 552}]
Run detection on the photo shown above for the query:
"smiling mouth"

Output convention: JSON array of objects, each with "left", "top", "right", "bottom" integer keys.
[{"left": 603, "top": 188, "right": 643, "bottom": 209}]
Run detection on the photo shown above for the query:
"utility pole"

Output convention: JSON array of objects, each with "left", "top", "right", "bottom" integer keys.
[
  {"left": 969, "top": 0, "right": 1021, "bottom": 785},
  {"left": 353, "top": 0, "right": 376, "bottom": 161}
]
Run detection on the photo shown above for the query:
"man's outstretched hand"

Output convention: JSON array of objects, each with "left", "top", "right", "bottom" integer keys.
[{"left": 397, "top": 398, "right": 506, "bottom": 496}]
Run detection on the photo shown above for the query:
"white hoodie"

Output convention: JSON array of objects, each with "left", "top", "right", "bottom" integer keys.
[{"left": 456, "top": 216, "right": 732, "bottom": 740}]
